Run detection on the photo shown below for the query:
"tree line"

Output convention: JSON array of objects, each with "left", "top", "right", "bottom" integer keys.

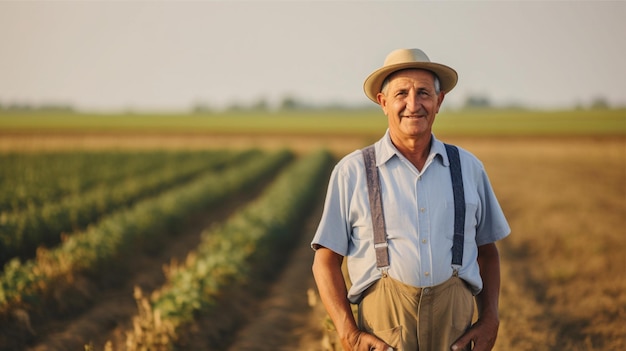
[{"left": 0, "top": 94, "right": 617, "bottom": 114}]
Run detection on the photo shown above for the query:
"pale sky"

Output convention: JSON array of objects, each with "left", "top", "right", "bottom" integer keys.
[{"left": 1, "top": 1, "right": 625, "bottom": 112}]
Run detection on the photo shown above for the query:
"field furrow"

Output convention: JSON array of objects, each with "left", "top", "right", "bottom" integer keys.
[
  {"left": 121, "top": 150, "right": 333, "bottom": 350},
  {"left": 0, "top": 150, "right": 224, "bottom": 214},
  {"left": 0, "top": 150, "right": 293, "bottom": 350},
  {"left": 0, "top": 150, "right": 260, "bottom": 265}
]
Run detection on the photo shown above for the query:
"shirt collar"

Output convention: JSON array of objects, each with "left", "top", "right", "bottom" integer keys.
[{"left": 376, "top": 129, "right": 450, "bottom": 167}]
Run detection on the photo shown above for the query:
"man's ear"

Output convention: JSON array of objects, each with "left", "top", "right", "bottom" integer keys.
[
  {"left": 377, "top": 93, "right": 388, "bottom": 115},
  {"left": 435, "top": 92, "right": 446, "bottom": 114}
]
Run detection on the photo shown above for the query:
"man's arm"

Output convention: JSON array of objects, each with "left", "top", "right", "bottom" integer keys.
[
  {"left": 312, "top": 247, "right": 391, "bottom": 351},
  {"left": 452, "top": 242, "right": 501, "bottom": 351}
]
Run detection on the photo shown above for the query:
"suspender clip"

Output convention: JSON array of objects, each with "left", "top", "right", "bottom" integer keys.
[
  {"left": 452, "top": 265, "right": 461, "bottom": 277},
  {"left": 378, "top": 266, "right": 390, "bottom": 277}
]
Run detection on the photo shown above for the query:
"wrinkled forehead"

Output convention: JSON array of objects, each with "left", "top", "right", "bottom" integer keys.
[{"left": 385, "top": 68, "right": 438, "bottom": 85}]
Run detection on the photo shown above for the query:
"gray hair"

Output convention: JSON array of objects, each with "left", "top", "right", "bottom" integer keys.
[{"left": 380, "top": 70, "right": 441, "bottom": 96}]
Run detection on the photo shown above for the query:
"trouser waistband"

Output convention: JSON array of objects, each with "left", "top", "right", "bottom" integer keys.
[{"left": 362, "top": 273, "right": 464, "bottom": 301}]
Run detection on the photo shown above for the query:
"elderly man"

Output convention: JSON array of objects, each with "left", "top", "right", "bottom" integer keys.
[{"left": 311, "top": 48, "right": 510, "bottom": 351}]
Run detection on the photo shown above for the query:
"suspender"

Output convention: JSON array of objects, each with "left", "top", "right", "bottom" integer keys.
[
  {"left": 361, "top": 144, "right": 465, "bottom": 271},
  {"left": 362, "top": 146, "right": 390, "bottom": 268},
  {"left": 445, "top": 144, "right": 466, "bottom": 267}
]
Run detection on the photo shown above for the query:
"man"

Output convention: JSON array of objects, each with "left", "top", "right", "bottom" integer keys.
[{"left": 311, "top": 48, "right": 510, "bottom": 351}]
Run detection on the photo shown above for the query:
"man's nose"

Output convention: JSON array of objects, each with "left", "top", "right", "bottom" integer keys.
[{"left": 405, "top": 92, "right": 420, "bottom": 112}]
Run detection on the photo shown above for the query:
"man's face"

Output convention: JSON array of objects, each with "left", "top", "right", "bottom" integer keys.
[{"left": 377, "top": 69, "right": 445, "bottom": 141}]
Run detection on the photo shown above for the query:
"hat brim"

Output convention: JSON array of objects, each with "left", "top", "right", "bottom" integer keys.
[{"left": 363, "top": 62, "right": 458, "bottom": 104}]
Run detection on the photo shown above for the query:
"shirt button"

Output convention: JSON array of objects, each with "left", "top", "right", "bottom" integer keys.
[
  {"left": 420, "top": 207, "right": 426, "bottom": 212},
  {"left": 422, "top": 239, "right": 427, "bottom": 244},
  {"left": 424, "top": 272, "right": 430, "bottom": 276}
]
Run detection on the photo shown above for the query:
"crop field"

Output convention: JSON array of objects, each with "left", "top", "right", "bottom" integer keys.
[{"left": 0, "top": 109, "right": 624, "bottom": 350}]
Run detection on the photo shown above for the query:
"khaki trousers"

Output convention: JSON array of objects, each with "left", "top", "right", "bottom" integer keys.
[{"left": 357, "top": 274, "right": 474, "bottom": 351}]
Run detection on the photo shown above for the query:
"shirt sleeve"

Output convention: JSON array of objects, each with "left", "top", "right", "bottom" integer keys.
[
  {"left": 310, "top": 164, "right": 353, "bottom": 255},
  {"left": 475, "top": 168, "right": 511, "bottom": 246}
]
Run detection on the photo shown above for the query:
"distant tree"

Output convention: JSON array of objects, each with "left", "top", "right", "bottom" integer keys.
[
  {"left": 193, "top": 102, "right": 213, "bottom": 114},
  {"left": 226, "top": 102, "right": 245, "bottom": 112},
  {"left": 590, "top": 97, "right": 610, "bottom": 110},
  {"left": 279, "top": 95, "right": 299, "bottom": 110},
  {"left": 464, "top": 94, "right": 491, "bottom": 109},
  {"left": 7, "top": 103, "right": 33, "bottom": 111},
  {"left": 41, "top": 104, "right": 74, "bottom": 112},
  {"left": 251, "top": 97, "right": 269, "bottom": 111},
  {"left": 0, "top": 103, "right": 74, "bottom": 113}
]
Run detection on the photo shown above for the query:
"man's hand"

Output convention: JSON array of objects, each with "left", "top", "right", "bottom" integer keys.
[
  {"left": 342, "top": 328, "right": 393, "bottom": 351},
  {"left": 450, "top": 316, "right": 499, "bottom": 351},
  {"left": 312, "top": 247, "right": 393, "bottom": 351},
  {"left": 452, "top": 243, "right": 502, "bottom": 351}
]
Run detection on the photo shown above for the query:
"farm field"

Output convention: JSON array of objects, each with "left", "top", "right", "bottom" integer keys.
[{"left": 0, "top": 109, "right": 624, "bottom": 350}]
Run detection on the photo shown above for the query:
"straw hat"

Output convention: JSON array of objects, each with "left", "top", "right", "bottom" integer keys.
[{"left": 363, "top": 48, "right": 458, "bottom": 103}]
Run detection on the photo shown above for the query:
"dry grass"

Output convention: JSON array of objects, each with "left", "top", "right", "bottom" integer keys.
[
  {"left": 0, "top": 132, "right": 373, "bottom": 157},
  {"left": 461, "top": 137, "right": 626, "bottom": 350}
]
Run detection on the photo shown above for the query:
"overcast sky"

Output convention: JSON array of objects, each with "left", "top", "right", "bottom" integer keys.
[{"left": 1, "top": 1, "right": 625, "bottom": 112}]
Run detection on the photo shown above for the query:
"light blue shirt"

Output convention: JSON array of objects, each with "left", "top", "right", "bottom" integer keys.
[{"left": 312, "top": 130, "right": 510, "bottom": 303}]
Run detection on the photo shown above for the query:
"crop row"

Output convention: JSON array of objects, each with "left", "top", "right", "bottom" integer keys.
[
  {"left": 0, "top": 150, "right": 231, "bottom": 214},
  {"left": 124, "top": 149, "right": 333, "bottom": 350},
  {"left": 0, "top": 150, "right": 260, "bottom": 266},
  {"left": 0, "top": 150, "right": 293, "bottom": 325}
]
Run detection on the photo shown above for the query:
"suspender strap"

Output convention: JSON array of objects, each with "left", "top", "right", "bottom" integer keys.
[
  {"left": 362, "top": 145, "right": 390, "bottom": 269},
  {"left": 362, "top": 143, "right": 466, "bottom": 270},
  {"left": 445, "top": 144, "right": 466, "bottom": 266}
]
